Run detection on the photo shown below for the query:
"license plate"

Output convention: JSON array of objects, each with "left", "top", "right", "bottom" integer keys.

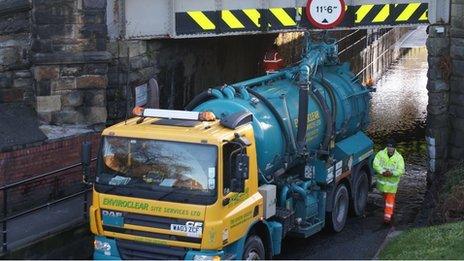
[{"left": 170, "top": 224, "right": 202, "bottom": 237}]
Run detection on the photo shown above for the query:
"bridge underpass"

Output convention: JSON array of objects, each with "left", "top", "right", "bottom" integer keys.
[
  {"left": 0, "top": 0, "right": 463, "bottom": 258},
  {"left": 105, "top": 0, "right": 456, "bottom": 182}
]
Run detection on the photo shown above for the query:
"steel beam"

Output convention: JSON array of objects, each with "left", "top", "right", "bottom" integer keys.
[{"left": 112, "top": 0, "right": 449, "bottom": 39}]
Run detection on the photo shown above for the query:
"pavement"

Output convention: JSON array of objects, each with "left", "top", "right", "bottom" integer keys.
[
  {"left": 1, "top": 192, "right": 91, "bottom": 254},
  {"left": 400, "top": 26, "right": 427, "bottom": 48}
]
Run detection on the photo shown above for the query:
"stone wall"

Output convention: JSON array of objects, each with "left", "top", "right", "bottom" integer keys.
[
  {"left": 106, "top": 40, "right": 157, "bottom": 123},
  {"left": 0, "top": 0, "right": 33, "bottom": 105},
  {"left": 448, "top": 0, "right": 464, "bottom": 165},
  {"left": 426, "top": 25, "right": 450, "bottom": 180},
  {"left": 32, "top": 0, "right": 110, "bottom": 127},
  {"left": 0, "top": 0, "right": 111, "bottom": 127},
  {"left": 426, "top": 0, "right": 464, "bottom": 181}
]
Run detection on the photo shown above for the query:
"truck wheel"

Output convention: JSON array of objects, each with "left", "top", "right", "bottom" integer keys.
[
  {"left": 327, "top": 183, "right": 349, "bottom": 232},
  {"left": 242, "top": 235, "right": 265, "bottom": 260},
  {"left": 353, "top": 170, "right": 369, "bottom": 216}
]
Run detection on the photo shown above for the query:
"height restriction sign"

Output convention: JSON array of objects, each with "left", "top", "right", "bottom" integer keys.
[{"left": 306, "top": 0, "right": 346, "bottom": 29}]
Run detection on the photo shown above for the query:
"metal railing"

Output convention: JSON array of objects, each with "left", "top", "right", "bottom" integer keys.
[
  {"left": 355, "top": 29, "right": 406, "bottom": 78},
  {"left": 0, "top": 159, "right": 96, "bottom": 254},
  {"left": 336, "top": 30, "right": 367, "bottom": 62}
]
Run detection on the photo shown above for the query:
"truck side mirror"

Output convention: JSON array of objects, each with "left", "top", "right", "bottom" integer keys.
[
  {"left": 81, "top": 141, "right": 92, "bottom": 185},
  {"left": 231, "top": 152, "right": 249, "bottom": 193}
]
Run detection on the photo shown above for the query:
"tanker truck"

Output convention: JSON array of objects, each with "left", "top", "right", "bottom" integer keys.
[{"left": 83, "top": 37, "right": 375, "bottom": 260}]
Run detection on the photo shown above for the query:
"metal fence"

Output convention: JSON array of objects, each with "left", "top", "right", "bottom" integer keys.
[{"left": 0, "top": 159, "right": 96, "bottom": 254}]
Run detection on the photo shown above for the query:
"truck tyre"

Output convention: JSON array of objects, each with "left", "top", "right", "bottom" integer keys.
[
  {"left": 327, "top": 183, "right": 349, "bottom": 232},
  {"left": 353, "top": 170, "right": 369, "bottom": 216},
  {"left": 243, "top": 235, "right": 265, "bottom": 260}
]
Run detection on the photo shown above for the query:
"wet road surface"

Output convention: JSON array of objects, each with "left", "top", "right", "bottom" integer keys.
[
  {"left": 279, "top": 42, "right": 428, "bottom": 259},
  {"left": 278, "top": 206, "right": 390, "bottom": 259}
]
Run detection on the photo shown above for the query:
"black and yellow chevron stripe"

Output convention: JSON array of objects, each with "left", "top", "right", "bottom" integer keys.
[
  {"left": 353, "top": 3, "right": 428, "bottom": 26},
  {"left": 175, "top": 3, "right": 428, "bottom": 36},
  {"left": 175, "top": 8, "right": 300, "bottom": 35}
]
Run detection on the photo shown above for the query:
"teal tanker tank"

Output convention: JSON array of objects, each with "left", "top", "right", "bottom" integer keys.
[{"left": 187, "top": 38, "right": 373, "bottom": 183}]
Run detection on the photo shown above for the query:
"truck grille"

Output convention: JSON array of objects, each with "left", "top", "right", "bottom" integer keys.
[
  {"left": 125, "top": 212, "right": 181, "bottom": 230},
  {"left": 116, "top": 239, "right": 187, "bottom": 260},
  {"left": 102, "top": 210, "right": 202, "bottom": 244}
]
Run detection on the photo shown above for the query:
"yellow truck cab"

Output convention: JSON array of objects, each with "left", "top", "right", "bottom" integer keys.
[{"left": 87, "top": 110, "right": 275, "bottom": 260}]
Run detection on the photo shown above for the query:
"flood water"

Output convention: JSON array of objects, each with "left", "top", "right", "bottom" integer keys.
[
  {"left": 367, "top": 47, "right": 428, "bottom": 162},
  {"left": 367, "top": 47, "right": 428, "bottom": 227}
]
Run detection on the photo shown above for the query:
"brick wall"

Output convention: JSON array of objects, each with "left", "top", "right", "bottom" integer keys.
[{"left": 0, "top": 132, "right": 100, "bottom": 214}]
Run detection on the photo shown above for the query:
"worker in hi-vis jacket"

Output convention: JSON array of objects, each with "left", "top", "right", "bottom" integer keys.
[{"left": 373, "top": 139, "right": 405, "bottom": 224}]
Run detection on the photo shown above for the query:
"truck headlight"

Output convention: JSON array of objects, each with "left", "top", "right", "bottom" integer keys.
[
  {"left": 193, "top": 254, "right": 220, "bottom": 261},
  {"left": 94, "top": 239, "right": 111, "bottom": 252}
]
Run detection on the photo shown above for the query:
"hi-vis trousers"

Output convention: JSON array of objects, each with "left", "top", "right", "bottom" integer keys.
[{"left": 383, "top": 193, "right": 396, "bottom": 222}]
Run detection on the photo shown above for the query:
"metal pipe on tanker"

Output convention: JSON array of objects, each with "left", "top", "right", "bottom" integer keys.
[
  {"left": 222, "top": 86, "right": 236, "bottom": 99},
  {"left": 291, "top": 184, "right": 310, "bottom": 207},
  {"left": 279, "top": 184, "right": 291, "bottom": 208},
  {"left": 296, "top": 64, "right": 310, "bottom": 155}
]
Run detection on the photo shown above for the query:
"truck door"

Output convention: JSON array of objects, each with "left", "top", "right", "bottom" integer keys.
[{"left": 220, "top": 141, "right": 260, "bottom": 248}]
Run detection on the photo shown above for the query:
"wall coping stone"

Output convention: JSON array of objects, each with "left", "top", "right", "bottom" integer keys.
[
  {"left": 0, "top": 131, "right": 100, "bottom": 154},
  {"left": 32, "top": 51, "right": 112, "bottom": 65}
]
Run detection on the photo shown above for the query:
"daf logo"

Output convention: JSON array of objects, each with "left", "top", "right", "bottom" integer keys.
[{"left": 102, "top": 210, "right": 123, "bottom": 217}]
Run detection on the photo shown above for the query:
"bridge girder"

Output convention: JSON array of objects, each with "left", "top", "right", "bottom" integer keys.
[{"left": 107, "top": 0, "right": 450, "bottom": 40}]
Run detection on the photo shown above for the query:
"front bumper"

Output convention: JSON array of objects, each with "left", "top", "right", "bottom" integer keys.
[{"left": 93, "top": 236, "right": 227, "bottom": 260}]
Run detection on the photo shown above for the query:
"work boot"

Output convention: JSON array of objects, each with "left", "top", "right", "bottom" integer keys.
[{"left": 384, "top": 215, "right": 394, "bottom": 226}]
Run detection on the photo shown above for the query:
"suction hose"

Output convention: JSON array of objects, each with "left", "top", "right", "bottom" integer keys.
[{"left": 184, "top": 89, "right": 214, "bottom": 110}]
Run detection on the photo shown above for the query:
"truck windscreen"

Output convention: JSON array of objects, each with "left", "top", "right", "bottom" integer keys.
[{"left": 95, "top": 136, "right": 218, "bottom": 205}]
